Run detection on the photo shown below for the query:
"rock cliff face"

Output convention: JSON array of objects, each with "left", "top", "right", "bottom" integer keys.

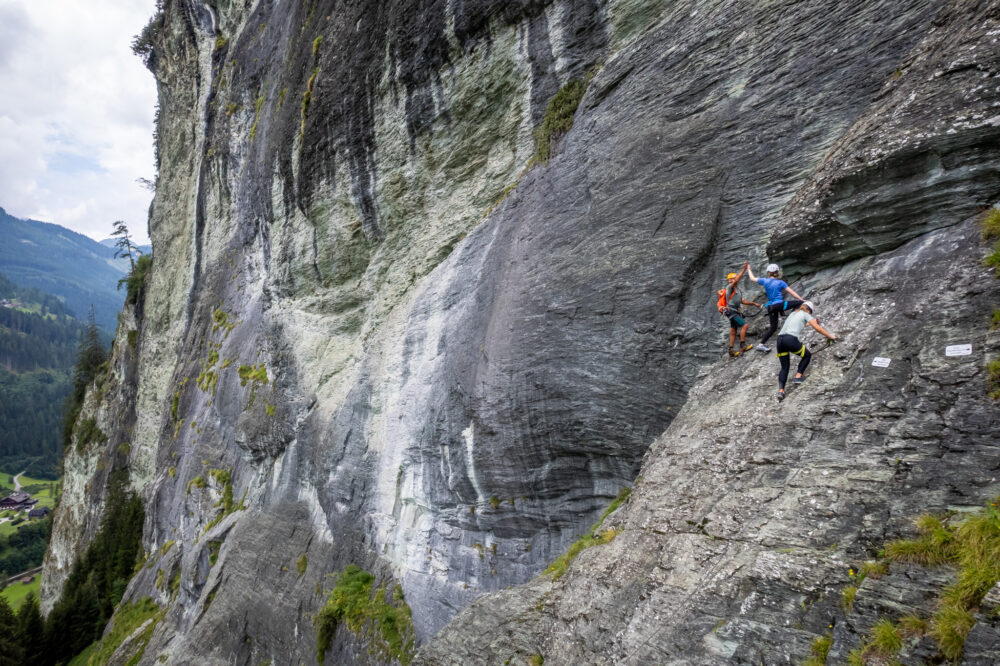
[{"left": 42, "top": 0, "right": 1000, "bottom": 664}]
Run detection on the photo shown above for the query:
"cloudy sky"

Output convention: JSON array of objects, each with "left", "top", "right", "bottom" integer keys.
[{"left": 0, "top": 0, "right": 158, "bottom": 244}]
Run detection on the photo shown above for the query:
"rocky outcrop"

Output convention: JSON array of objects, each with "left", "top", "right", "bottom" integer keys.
[
  {"left": 417, "top": 214, "right": 1000, "bottom": 664},
  {"left": 769, "top": 0, "right": 1000, "bottom": 277},
  {"left": 42, "top": 0, "right": 1000, "bottom": 664}
]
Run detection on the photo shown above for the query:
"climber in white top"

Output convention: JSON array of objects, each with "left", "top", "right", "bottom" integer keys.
[{"left": 774, "top": 301, "right": 836, "bottom": 401}]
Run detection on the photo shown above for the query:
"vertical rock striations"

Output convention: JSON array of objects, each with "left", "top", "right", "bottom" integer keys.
[{"left": 41, "top": 0, "right": 1000, "bottom": 664}]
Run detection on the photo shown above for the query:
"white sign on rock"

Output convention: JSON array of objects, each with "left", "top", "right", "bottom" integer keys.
[
  {"left": 871, "top": 357, "right": 891, "bottom": 368},
  {"left": 945, "top": 344, "right": 972, "bottom": 357}
]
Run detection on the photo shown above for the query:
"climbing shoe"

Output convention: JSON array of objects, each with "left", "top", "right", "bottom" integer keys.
[
  {"left": 729, "top": 347, "right": 737, "bottom": 357},
  {"left": 756, "top": 343, "right": 771, "bottom": 353},
  {"left": 793, "top": 375, "right": 806, "bottom": 384},
  {"left": 777, "top": 390, "right": 785, "bottom": 401},
  {"left": 743, "top": 344, "right": 754, "bottom": 354}
]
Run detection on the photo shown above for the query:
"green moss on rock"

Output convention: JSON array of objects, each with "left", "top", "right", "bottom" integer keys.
[{"left": 315, "top": 565, "right": 415, "bottom": 665}]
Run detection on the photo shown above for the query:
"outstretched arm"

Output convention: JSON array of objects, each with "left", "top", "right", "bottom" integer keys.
[
  {"left": 746, "top": 263, "right": 758, "bottom": 282},
  {"left": 732, "top": 261, "right": 748, "bottom": 283},
  {"left": 785, "top": 286, "right": 804, "bottom": 301},
  {"left": 807, "top": 318, "right": 836, "bottom": 340}
]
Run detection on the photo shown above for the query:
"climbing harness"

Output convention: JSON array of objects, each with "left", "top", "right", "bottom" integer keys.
[{"left": 775, "top": 343, "right": 807, "bottom": 358}]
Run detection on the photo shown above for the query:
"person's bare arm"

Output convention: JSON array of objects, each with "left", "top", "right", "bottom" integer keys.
[
  {"left": 733, "top": 262, "right": 748, "bottom": 283},
  {"left": 741, "top": 298, "right": 760, "bottom": 307},
  {"left": 746, "top": 264, "right": 758, "bottom": 282},
  {"left": 807, "top": 318, "right": 835, "bottom": 340},
  {"left": 785, "top": 286, "right": 804, "bottom": 301}
]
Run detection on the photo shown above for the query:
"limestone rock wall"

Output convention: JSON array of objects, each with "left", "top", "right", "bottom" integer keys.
[{"left": 41, "top": 0, "right": 1000, "bottom": 664}]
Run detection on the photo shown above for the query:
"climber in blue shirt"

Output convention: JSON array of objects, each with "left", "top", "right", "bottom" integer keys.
[{"left": 746, "top": 263, "right": 804, "bottom": 352}]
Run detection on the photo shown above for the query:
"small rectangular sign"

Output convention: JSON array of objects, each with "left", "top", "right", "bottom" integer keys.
[
  {"left": 945, "top": 344, "right": 972, "bottom": 357},
  {"left": 871, "top": 357, "right": 891, "bottom": 368}
]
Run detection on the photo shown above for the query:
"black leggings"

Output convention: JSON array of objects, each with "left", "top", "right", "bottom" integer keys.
[
  {"left": 761, "top": 300, "right": 804, "bottom": 344},
  {"left": 776, "top": 334, "right": 811, "bottom": 389}
]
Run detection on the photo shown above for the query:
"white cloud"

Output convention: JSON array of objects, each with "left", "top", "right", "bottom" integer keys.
[{"left": 0, "top": 0, "right": 158, "bottom": 244}]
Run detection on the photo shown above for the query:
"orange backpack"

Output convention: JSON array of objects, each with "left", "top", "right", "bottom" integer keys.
[{"left": 717, "top": 288, "right": 729, "bottom": 314}]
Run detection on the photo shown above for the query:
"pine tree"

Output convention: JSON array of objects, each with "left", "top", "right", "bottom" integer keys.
[
  {"left": 16, "top": 593, "right": 45, "bottom": 666},
  {"left": 61, "top": 306, "right": 107, "bottom": 450},
  {"left": 0, "top": 596, "right": 23, "bottom": 666},
  {"left": 111, "top": 220, "right": 137, "bottom": 271}
]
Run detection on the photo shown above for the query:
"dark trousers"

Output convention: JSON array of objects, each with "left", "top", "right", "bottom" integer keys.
[
  {"left": 776, "top": 334, "right": 811, "bottom": 389},
  {"left": 761, "top": 300, "right": 804, "bottom": 344}
]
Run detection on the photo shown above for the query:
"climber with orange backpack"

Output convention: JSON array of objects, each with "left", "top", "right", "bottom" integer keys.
[{"left": 717, "top": 261, "right": 761, "bottom": 357}]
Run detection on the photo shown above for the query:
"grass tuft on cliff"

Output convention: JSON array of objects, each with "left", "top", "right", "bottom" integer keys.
[
  {"left": 982, "top": 208, "right": 1000, "bottom": 276},
  {"left": 315, "top": 565, "right": 415, "bottom": 665},
  {"left": 982, "top": 208, "right": 1000, "bottom": 240},
  {"left": 531, "top": 79, "right": 586, "bottom": 165},
  {"left": 545, "top": 487, "right": 631, "bottom": 580},
  {"left": 802, "top": 633, "right": 832, "bottom": 666},
  {"left": 881, "top": 498, "right": 1000, "bottom": 660},
  {"left": 987, "top": 358, "right": 1000, "bottom": 400},
  {"left": 88, "top": 597, "right": 163, "bottom": 666}
]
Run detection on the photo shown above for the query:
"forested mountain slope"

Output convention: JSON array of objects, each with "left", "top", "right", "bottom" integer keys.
[
  {"left": 0, "top": 273, "right": 84, "bottom": 479},
  {"left": 0, "top": 208, "right": 127, "bottom": 332}
]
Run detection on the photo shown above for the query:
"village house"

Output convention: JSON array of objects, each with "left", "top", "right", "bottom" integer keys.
[{"left": 0, "top": 491, "right": 37, "bottom": 511}]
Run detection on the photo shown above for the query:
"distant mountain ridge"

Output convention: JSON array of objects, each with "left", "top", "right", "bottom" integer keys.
[{"left": 0, "top": 207, "right": 131, "bottom": 332}]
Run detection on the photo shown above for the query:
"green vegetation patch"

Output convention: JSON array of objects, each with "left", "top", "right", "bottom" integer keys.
[
  {"left": 197, "top": 346, "right": 223, "bottom": 396},
  {"left": 863, "top": 498, "right": 1000, "bottom": 661},
  {"left": 250, "top": 94, "right": 265, "bottom": 141},
  {"left": 127, "top": 329, "right": 139, "bottom": 349},
  {"left": 544, "top": 487, "right": 631, "bottom": 580},
  {"left": 802, "top": 632, "right": 832, "bottom": 666},
  {"left": 203, "top": 468, "right": 241, "bottom": 533},
  {"left": 88, "top": 597, "right": 162, "bottom": 666},
  {"left": 301, "top": 67, "right": 319, "bottom": 136},
  {"left": 983, "top": 208, "right": 1000, "bottom": 277},
  {"left": 45, "top": 472, "right": 145, "bottom": 663},
  {"left": 315, "top": 565, "right": 415, "bottom": 665},
  {"left": 186, "top": 476, "right": 207, "bottom": 494},
  {"left": 75, "top": 417, "right": 107, "bottom": 453},
  {"left": 0, "top": 575, "right": 40, "bottom": 608},
  {"left": 120, "top": 254, "right": 152, "bottom": 307},
  {"left": 987, "top": 358, "right": 1000, "bottom": 400},
  {"left": 208, "top": 541, "right": 222, "bottom": 566},
  {"left": 212, "top": 308, "right": 236, "bottom": 335},
  {"left": 238, "top": 364, "right": 268, "bottom": 386},
  {"left": 982, "top": 208, "right": 1000, "bottom": 240},
  {"left": 531, "top": 79, "right": 587, "bottom": 165},
  {"left": 297, "top": 553, "right": 308, "bottom": 576}
]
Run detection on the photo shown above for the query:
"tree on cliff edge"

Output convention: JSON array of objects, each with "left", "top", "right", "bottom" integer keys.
[
  {"left": 61, "top": 307, "right": 107, "bottom": 450},
  {"left": 111, "top": 220, "right": 139, "bottom": 272}
]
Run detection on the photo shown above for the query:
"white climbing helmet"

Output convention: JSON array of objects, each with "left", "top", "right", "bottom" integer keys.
[
  {"left": 766, "top": 263, "right": 780, "bottom": 274},
  {"left": 803, "top": 301, "right": 816, "bottom": 313}
]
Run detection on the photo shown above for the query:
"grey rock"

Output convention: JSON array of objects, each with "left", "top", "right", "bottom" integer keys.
[
  {"left": 769, "top": 0, "right": 1000, "bottom": 278},
  {"left": 41, "top": 0, "right": 1000, "bottom": 664}
]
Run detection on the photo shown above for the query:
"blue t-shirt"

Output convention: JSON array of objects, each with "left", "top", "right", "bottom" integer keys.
[{"left": 757, "top": 277, "right": 788, "bottom": 306}]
